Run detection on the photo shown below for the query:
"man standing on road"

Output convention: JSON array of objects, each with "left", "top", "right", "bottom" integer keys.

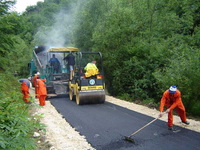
[
  {"left": 37, "top": 76, "right": 47, "bottom": 106},
  {"left": 33, "top": 72, "right": 40, "bottom": 98},
  {"left": 19, "top": 77, "right": 31, "bottom": 104},
  {"left": 158, "top": 86, "right": 190, "bottom": 130}
]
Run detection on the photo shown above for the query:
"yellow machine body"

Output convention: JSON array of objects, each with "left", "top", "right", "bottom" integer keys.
[{"left": 69, "top": 52, "right": 105, "bottom": 105}]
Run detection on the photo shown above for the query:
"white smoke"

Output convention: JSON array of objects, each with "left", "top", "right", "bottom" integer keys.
[
  {"left": 34, "top": 2, "right": 75, "bottom": 47},
  {"left": 32, "top": 1, "right": 89, "bottom": 69},
  {"left": 33, "top": 0, "right": 89, "bottom": 47},
  {"left": 44, "top": 10, "right": 73, "bottom": 46}
]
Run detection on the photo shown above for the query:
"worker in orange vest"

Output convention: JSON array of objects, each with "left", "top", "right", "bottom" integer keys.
[
  {"left": 33, "top": 72, "right": 40, "bottom": 98},
  {"left": 19, "top": 77, "right": 31, "bottom": 103},
  {"left": 36, "top": 76, "right": 47, "bottom": 106},
  {"left": 159, "top": 86, "right": 190, "bottom": 130}
]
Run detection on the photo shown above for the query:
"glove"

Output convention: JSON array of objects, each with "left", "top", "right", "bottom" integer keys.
[{"left": 158, "top": 111, "right": 163, "bottom": 118}]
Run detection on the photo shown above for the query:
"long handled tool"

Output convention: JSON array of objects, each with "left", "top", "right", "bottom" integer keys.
[{"left": 125, "top": 112, "right": 166, "bottom": 143}]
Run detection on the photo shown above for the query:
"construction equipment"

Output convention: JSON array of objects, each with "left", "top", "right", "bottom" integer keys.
[
  {"left": 125, "top": 112, "right": 166, "bottom": 143},
  {"left": 69, "top": 52, "right": 105, "bottom": 105},
  {"left": 29, "top": 45, "right": 79, "bottom": 97}
]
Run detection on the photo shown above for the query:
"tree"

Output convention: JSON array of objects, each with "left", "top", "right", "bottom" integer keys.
[
  {"left": 0, "top": 0, "right": 17, "bottom": 71},
  {"left": 0, "top": 0, "right": 15, "bottom": 15}
]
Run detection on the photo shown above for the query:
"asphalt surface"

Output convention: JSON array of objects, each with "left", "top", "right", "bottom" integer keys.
[{"left": 48, "top": 95, "right": 200, "bottom": 150}]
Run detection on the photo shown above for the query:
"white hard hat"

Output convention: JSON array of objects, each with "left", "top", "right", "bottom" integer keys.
[
  {"left": 28, "top": 77, "right": 31, "bottom": 80},
  {"left": 37, "top": 72, "right": 40, "bottom": 75},
  {"left": 169, "top": 86, "right": 177, "bottom": 93}
]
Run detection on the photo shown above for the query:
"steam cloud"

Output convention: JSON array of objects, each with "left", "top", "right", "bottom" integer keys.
[{"left": 34, "top": 1, "right": 87, "bottom": 47}]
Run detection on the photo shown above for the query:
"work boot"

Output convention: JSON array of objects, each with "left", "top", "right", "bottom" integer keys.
[
  {"left": 182, "top": 121, "right": 190, "bottom": 125},
  {"left": 168, "top": 126, "right": 173, "bottom": 130}
]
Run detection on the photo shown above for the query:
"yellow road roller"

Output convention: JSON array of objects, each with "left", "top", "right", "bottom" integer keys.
[{"left": 69, "top": 52, "right": 105, "bottom": 105}]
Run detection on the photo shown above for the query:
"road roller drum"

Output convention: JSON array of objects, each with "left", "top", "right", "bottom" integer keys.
[{"left": 76, "top": 90, "right": 105, "bottom": 105}]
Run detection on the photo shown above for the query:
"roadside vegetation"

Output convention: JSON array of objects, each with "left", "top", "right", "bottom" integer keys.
[{"left": 0, "top": 73, "right": 47, "bottom": 149}]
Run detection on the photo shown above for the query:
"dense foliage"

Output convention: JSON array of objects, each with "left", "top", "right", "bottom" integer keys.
[
  {"left": 72, "top": 0, "right": 200, "bottom": 116},
  {"left": 0, "top": 0, "right": 31, "bottom": 76}
]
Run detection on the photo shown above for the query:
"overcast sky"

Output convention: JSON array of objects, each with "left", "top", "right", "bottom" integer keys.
[{"left": 13, "top": 0, "right": 44, "bottom": 13}]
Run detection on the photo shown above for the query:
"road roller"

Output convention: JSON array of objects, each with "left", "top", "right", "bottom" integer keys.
[{"left": 69, "top": 52, "right": 105, "bottom": 105}]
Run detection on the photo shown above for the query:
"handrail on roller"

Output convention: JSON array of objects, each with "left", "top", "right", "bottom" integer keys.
[{"left": 33, "top": 50, "right": 43, "bottom": 73}]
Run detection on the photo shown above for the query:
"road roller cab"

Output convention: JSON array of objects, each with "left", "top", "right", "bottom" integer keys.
[{"left": 69, "top": 52, "right": 105, "bottom": 105}]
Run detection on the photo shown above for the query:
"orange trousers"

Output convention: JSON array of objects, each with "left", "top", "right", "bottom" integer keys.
[
  {"left": 166, "top": 102, "right": 187, "bottom": 127},
  {"left": 35, "top": 87, "right": 39, "bottom": 98},
  {"left": 39, "top": 95, "right": 46, "bottom": 106},
  {"left": 22, "top": 91, "right": 29, "bottom": 103}
]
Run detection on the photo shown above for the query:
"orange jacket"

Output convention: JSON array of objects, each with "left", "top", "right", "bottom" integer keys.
[
  {"left": 160, "top": 90, "right": 182, "bottom": 112},
  {"left": 37, "top": 79, "right": 47, "bottom": 96},
  {"left": 21, "top": 80, "right": 29, "bottom": 93},
  {"left": 36, "top": 78, "right": 46, "bottom": 87}
]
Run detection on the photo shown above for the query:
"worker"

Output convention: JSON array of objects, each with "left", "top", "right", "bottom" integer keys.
[
  {"left": 63, "top": 51, "right": 75, "bottom": 73},
  {"left": 33, "top": 72, "right": 40, "bottom": 98},
  {"left": 158, "top": 86, "right": 190, "bottom": 130},
  {"left": 19, "top": 77, "right": 31, "bottom": 104},
  {"left": 84, "top": 60, "right": 99, "bottom": 78},
  {"left": 36, "top": 76, "right": 47, "bottom": 106},
  {"left": 14, "top": 71, "right": 17, "bottom": 78},
  {"left": 49, "top": 54, "right": 60, "bottom": 73}
]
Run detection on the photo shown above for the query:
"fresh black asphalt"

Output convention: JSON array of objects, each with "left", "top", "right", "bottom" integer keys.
[{"left": 48, "top": 95, "right": 200, "bottom": 150}]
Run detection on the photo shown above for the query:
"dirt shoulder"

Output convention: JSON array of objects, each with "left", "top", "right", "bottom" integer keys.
[
  {"left": 29, "top": 88, "right": 94, "bottom": 150},
  {"left": 29, "top": 88, "right": 200, "bottom": 150}
]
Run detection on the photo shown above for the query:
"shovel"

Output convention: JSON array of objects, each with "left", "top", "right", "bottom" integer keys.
[{"left": 125, "top": 112, "right": 166, "bottom": 143}]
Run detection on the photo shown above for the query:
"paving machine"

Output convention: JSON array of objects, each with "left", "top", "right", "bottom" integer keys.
[
  {"left": 29, "top": 46, "right": 79, "bottom": 97},
  {"left": 69, "top": 52, "right": 105, "bottom": 105}
]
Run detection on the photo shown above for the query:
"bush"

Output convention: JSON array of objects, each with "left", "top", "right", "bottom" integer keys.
[
  {"left": 0, "top": 73, "right": 44, "bottom": 149},
  {"left": 118, "top": 93, "right": 132, "bottom": 101},
  {"left": 191, "top": 101, "right": 200, "bottom": 117}
]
